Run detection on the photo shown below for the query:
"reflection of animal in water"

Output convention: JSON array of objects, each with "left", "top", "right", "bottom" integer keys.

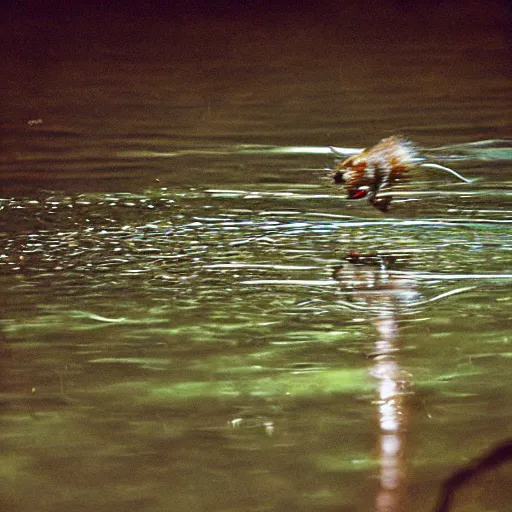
[
  {"left": 333, "top": 251, "right": 414, "bottom": 512},
  {"left": 333, "top": 250, "right": 419, "bottom": 309},
  {"left": 334, "top": 251, "right": 506, "bottom": 512},
  {"left": 331, "top": 136, "right": 473, "bottom": 212}
]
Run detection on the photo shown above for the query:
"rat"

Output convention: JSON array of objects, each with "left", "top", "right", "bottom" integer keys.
[{"left": 331, "top": 135, "right": 472, "bottom": 212}]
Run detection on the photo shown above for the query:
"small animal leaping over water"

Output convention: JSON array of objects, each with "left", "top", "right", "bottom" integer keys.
[{"left": 331, "top": 135, "right": 473, "bottom": 212}]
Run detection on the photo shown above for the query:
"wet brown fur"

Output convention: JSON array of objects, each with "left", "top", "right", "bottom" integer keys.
[{"left": 333, "top": 136, "right": 418, "bottom": 212}]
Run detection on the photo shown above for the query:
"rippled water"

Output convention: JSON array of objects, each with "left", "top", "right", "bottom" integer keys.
[{"left": 1, "top": 7, "right": 511, "bottom": 512}]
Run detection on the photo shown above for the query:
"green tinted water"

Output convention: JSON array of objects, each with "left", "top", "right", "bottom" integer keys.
[{"left": 1, "top": 9, "right": 511, "bottom": 512}]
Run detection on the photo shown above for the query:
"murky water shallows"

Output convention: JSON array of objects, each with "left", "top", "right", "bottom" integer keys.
[{"left": 1, "top": 11, "right": 511, "bottom": 512}]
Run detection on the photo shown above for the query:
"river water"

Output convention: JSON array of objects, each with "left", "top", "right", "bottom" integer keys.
[{"left": 1, "top": 5, "right": 511, "bottom": 512}]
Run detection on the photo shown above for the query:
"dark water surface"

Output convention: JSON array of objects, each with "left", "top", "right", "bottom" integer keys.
[{"left": 1, "top": 5, "right": 511, "bottom": 512}]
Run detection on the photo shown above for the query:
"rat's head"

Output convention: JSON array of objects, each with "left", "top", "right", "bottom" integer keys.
[{"left": 332, "top": 152, "right": 372, "bottom": 199}]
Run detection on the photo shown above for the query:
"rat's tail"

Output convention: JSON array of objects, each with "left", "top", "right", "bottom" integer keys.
[{"left": 418, "top": 163, "right": 475, "bottom": 183}]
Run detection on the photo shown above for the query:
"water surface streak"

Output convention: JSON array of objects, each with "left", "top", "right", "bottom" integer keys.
[{"left": 1, "top": 8, "right": 511, "bottom": 512}]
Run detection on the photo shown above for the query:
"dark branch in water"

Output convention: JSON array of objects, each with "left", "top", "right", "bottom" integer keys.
[{"left": 434, "top": 439, "right": 512, "bottom": 512}]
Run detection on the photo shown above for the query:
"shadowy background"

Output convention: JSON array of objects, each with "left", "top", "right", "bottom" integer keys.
[{"left": 1, "top": 0, "right": 510, "bottom": 190}]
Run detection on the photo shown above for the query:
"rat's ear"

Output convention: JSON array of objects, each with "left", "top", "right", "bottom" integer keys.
[
  {"left": 329, "top": 147, "right": 366, "bottom": 158},
  {"left": 329, "top": 146, "right": 344, "bottom": 157}
]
